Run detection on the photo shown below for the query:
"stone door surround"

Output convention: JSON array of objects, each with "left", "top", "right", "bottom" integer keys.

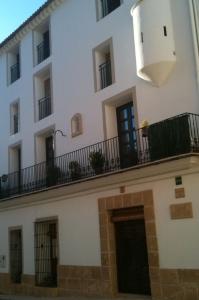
[{"left": 98, "top": 190, "right": 160, "bottom": 299}]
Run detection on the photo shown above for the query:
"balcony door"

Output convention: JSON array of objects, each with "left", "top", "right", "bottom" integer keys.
[
  {"left": 116, "top": 102, "right": 137, "bottom": 168},
  {"left": 45, "top": 136, "right": 55, "bottom": 187},
  {"left": 45, "top": 136, "right": 54, "bottom": 166},
  {"left": 43, "top": 30, "right": 50, "bottom": 59},
  {"left": 17, "top": 148, "right": 21, "bottom": 189},
  {"left": 44, "top": 78, "right": 50, "bottom": 98}
]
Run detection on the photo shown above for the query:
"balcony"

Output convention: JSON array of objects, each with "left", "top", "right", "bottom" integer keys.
[
  {"left": 38, "top": 96, "right": 51, "bottom": 120},
  {"left": 10, "top": 62, "right": 20, "bottom": 83},
  {"left": 99, "top": 60, "right": 112, "bottom": 89},
  {"left": 37, "top": 40, "right": 50, "bottom": 64},
  {"left": 1, "top": 113, "right": 199, "bottom": 200}
]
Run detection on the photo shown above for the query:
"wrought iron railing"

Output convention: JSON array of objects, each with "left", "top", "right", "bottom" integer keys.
[
  {"left": 38, "top": 96, "right": 52, "bottom": 120},
  {"left": 10, "top": 62, "right": 20, "bottom": 83},
  {"left": 99, "top": 60, "right": 112, "bottom": 89},
  {"left": 0, "top": 113, "right": 199, "bottom": 200},
  {"left": 37, "top": 40, "right": 50, "bottom": 64},
  {"left": 101, "top": 0, "right": 121, "bottom": 18}
]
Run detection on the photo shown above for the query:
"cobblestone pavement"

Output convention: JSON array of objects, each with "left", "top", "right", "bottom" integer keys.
[{"left": 0, "top": 295, "right": 151, "bottom": 300}]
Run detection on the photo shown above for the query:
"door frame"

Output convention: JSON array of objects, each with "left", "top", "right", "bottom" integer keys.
[{"left": 98, "top": 190, "right": 159, "bottom": 297}]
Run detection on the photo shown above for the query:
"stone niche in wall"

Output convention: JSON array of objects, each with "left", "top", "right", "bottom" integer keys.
[{"left": 71, "top": 113, "right": 83, "bottom": 138}]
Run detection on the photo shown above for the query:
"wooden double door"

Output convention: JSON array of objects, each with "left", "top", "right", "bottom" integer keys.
[{"left": 115, "top": 218, "right": 151, "bottom": 295}]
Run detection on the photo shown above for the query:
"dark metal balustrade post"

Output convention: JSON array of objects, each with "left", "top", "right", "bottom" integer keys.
[{"left": 38, "top": 96, "right": 52, "bottom": 120}]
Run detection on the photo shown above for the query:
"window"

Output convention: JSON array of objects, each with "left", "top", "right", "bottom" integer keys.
[
  {"left": 93, "top": 38, "right": 115, "bottom": 91},
  {"left": 71, "top": 113, "right": 83, "bottom": 137},
  {"left": 33, "top": 21, "right": 50, "bottom": 65},
  {"left": 96, "top": 0, "right": 121, "bottom": 20},
  {"left": 35, "top": 220, "right": 58, "bottom": 287},
  {"left": 34, "top": 66, "right": 52, "bottom": 121},
  {"left": 7, "top": 45, "right": 20, "bottom": 84},
  {"left": 10, "top": 101, "right": 20, "bottom": 135}
]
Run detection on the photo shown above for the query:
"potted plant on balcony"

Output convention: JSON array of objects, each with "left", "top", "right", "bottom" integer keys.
[
  {"left": 89, "top": 150, "right": 105, "bottom": 175},
  {"left": 140, "top": 119, "right": 149, "bottom": 137},
  {"left": 69, "top": 161, "right": 81, "bottom": 181}
]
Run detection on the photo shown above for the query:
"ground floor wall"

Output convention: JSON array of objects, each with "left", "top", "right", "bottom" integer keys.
[{"left": 0, "top": 167, "right": 199, "bottom": 299}]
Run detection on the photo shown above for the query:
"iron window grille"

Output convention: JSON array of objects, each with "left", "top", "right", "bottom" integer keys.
[
  {"left": 101, "top": 0, "right": 121, "bottom": 18},
  {"left": 99, "top": 60, "right": 112, "bottom": 89},
  {"left": 37, "top": 40, "right": 50, "bottom": 64},
  {"left": 35, "top": 220, "right": 58, "bottom": 287},
  {"left": 38, "top": 96, "right": 52, "bottom": 120},
  {"left": 10, "top": 62, "right": 20, "bottom": 83}
]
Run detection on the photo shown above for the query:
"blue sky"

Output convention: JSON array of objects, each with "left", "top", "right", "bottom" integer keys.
[{"left": 0, "top": 0, "right": 47, "bottom": 42}]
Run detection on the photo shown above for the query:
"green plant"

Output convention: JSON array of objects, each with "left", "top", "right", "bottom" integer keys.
[
  {"left": 89, "top": 150, "right": 105, "bottom": 174},
  {"left": 69, "top": 161, "right": 81, "bottom": 180}
]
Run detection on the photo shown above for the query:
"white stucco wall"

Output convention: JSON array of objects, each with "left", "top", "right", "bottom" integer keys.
[
  {"left": 0, "top": 0, "right": 198, "bottom": 174},
  {"left": 0, "top": 167, "right": 199, "bottom": 274},
  {"left": 0, "top": 193, "right": 102, "bottom": 274}
]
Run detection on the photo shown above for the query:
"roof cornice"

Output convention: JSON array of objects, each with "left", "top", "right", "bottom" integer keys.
[{"left": 0, "top": 0, "right": 65, "bottom": 54}]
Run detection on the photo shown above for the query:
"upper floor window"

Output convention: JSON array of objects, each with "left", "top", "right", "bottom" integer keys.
[
  {"left": 10, "top": 101, "right": 20, "bottom": 135},
  {"left": 93, "top": 38, "right": 115, "bottom": 91},
  {"left": 34, "top": 66, "right": 52, "bottom": 121},
  {"left": 33, "top": 21, "right": 50, "bottom": 65},
  {"left": 96, "top": 0, "right": 121, "bottom": 20},
  {"left": 7, "top": 45, "right": 20, "bottom": 85}
]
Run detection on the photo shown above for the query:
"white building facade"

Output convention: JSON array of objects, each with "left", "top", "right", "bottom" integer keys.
[{"left": 0, "top": 0, "right": 199, "bottom": 299}]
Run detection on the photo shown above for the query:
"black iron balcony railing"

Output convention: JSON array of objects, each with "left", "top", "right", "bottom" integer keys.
[
  {"left": 13, "top": 114, "right": 19, "bottom": 134},
  {"left": 1, "top": 113, "right": 199, "bottom": 200},
  {"left": 10, "top": 62, "right": 20, "bottom": 83},
  {"left": 99, "top": 60, "right": 112, "bottom": 89},
  {"left": 37, "top": 40, "right": 50, "bottom": 64},
  {"left": 101, "top": 0, "right": 121, "bottom": 18},
  {"left": 38, "top": 96, "right": 52, "bottom": 120}
]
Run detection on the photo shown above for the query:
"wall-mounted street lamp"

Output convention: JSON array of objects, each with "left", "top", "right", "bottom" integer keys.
[{"left": 52, "top": 129, "right": 67, "bottom": 137}]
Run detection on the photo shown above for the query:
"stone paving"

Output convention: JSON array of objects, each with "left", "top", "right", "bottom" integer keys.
[{"left": 0, "top": 295, "right": 151, "bottom": 300}]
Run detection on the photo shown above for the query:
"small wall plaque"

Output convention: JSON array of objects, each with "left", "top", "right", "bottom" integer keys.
[
  {"left": 175, "top": 188, "right": 185, "bottom": 199},
  {"left": 170, "top": 202, "right": 193, "bottom": 220}
]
